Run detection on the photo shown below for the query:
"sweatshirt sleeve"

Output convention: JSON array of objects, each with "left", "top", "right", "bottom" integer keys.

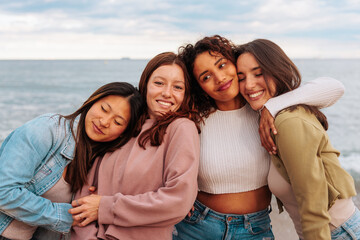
[
  {"left": 0, "top": 115, "right": 73, "bottom": 233},
  {"left": 274, "top": 113, "right": 331, "bottom": 239},
  {"left": 264, "top": 77, "right": 345, "bottom": 117},
  {"left": 98, "top": 119, "right": 200, "bottom": 227}
]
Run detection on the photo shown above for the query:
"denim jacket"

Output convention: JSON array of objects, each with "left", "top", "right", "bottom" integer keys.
[{"left": 0, "top": 113, "right": 75, "bottom": 237}]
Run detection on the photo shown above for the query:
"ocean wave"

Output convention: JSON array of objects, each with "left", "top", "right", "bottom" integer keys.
[{"left": 340, "top": 153, "right": 360, "bottom": 180}]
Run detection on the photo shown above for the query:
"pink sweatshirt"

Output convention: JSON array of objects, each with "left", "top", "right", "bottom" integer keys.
[{"left": 71, "top": 118, "right": 200, "bottom": 240}]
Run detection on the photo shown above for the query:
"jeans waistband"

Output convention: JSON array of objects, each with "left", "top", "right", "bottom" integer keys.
[{"left": 194, "top": 199, "right": 271, "bottom": 224}]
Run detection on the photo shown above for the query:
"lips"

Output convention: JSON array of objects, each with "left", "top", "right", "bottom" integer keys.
[
  {"left": 92, "top": 122, "right": 104, "bottom": 135},
  {"left": 217, "top": 79, "right": 232, "bottom": 91},
  {"left": 247, "top": 90, "right": 264, "bottom": 100},
  {"left": 156, "top": 100, "right": 173, "bottom": 108}
]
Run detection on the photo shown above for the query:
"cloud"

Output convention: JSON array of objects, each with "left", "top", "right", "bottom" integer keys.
[{"left": 0, "top": 0, "right": 359, "bottom": 59}]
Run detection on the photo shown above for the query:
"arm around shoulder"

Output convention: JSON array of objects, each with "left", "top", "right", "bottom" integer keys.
[{"left": 265, "top": 77, "right": 345, "bottom": 117}]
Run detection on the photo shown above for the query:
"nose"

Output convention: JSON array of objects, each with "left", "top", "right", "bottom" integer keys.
[
  {"left": 161, "top": 86, "right": 171, "bottom": 98},
  {"left": 99, "top": 115, "right": 111, "bottom": 128},
  {"left": 245, "top": 76, "right": 256, "bottom": 90},
  {"left": 215, "top": 72, "right": 226, "bottom": 84}
]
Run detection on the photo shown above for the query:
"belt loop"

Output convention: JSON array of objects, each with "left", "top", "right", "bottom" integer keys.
[
  {"left": 244, "top": 214, "right": 249, "bottom": 226},
  {"left": 201, "top": 206, "right": 210, "bottom": 219}
]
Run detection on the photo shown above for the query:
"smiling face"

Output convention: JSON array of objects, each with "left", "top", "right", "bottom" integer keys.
[
  {"left": 237, "top": 52, "right": 276, "bottom": 111},
  {"left": 193, "top": 51, "right": 241, "bottom": 110},
  {"left": 146, "top": 64, "right": 186, "bottom": 118},
  {"left": 85, "top": 95, "right": 131, "bottom": 142}
]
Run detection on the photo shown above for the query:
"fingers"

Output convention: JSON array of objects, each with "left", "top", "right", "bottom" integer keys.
[
  {"left": 77, "top": 213, "right": 84, "bottom": 221},
  {"left": 271, "top": 124, "right": 277, "bottom": 135},
  {"left": 77, "top": 215, "right": 93, "bottom": 227},
  {"left": 73, "top": 209, "right": 98, "bottom": 227},
  {"left": 71, "top": 213, "right": 90, "bottom": 227},
  {"left": 259, "top": 127, "right": 272, "bottom": 154},
  {"left": 71, "top": 199, "right": 81, "bottom": 208},
  {"left": 69, "top": 195, "right": 101, "bottom": 227},
  {"left": 68, "top": 205, "right": 83, "bottom": 215},
  {"left": 72, "top": 218, "right": 82, "bottom": 226},
  {"left": 259, "top": 106, "right": 277, "bottom": 155},
  {"left": 187, "top": 206, "right": 195, "bottom": 217}
]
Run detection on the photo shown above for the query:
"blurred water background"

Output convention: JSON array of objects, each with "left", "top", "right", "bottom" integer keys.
[{"left": 0, "top": 59, "right": 359, "bottom": 181}]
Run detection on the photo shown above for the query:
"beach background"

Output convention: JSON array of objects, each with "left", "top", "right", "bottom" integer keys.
[{"left": 0, "top": 59, "right": 359, "bottom": 239}]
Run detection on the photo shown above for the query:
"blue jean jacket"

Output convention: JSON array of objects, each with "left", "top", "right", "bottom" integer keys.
[{"left": 0, "top": 114, "right": 75, "bottom": 237}]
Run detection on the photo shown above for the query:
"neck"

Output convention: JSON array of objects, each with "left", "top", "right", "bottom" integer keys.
[{"left": 216, "top": 96, "right": 245, "bottom": 111}]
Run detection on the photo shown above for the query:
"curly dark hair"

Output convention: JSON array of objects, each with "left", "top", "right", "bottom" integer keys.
[{"left": 178, "top": 35, "right": 237, "bottom": 118}]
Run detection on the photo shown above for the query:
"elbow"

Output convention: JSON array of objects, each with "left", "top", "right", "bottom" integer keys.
[
  {"left": 331, "top": 77, "right": 345, "bottom": 97},
  {"left": 320, "top": 77, "right": 345, "bottom": 96}
]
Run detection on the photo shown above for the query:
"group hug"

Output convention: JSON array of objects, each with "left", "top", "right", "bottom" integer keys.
[{"left": 0, "top": 35, "right": 359, "bottom": 240}]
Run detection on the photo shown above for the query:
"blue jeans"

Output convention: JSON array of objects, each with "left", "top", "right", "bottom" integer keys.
[
  {"left": 173, "top": 200, "right": 274, "bottom": 240},
  {"left": 331, "top": 207, "right": 360, "bottom": 240}
]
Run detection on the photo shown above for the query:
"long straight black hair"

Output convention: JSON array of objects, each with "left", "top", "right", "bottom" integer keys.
[{"left": 62, "top": 82, "right": 143, "bottom": 193}]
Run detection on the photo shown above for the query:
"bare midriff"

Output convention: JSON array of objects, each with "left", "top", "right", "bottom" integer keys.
[{"left": 197, "top": 185, "right": 272, "bottom": 215}]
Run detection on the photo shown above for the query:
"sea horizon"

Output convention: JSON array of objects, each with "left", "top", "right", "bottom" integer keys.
[{"left": 1, "top": 58, "right": 359, "bottom": 177}]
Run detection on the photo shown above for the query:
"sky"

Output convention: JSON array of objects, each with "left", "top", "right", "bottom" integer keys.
[{"left": 0, "top": 0, "right": 360, "bottom": 59}]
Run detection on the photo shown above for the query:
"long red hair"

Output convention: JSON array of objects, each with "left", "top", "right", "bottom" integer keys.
[{"left": 137, "top": 52, "right": 201, "bottom": 148}]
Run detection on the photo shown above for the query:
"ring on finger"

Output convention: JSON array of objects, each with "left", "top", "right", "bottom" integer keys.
[{"left": 76, "top": 199, "right": 80, "bottom": 207}]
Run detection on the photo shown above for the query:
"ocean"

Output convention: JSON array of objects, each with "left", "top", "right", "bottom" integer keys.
[{"left": 0, "top": 59, "right": 359, "bottom": 179}]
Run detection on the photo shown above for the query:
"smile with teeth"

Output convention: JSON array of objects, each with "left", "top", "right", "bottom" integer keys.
[
  {"left": 157, "top": 100, "right": 173, "bottom": 107},
  {"left": 248, "top": 90, "right": 264, "bottom": 99}
]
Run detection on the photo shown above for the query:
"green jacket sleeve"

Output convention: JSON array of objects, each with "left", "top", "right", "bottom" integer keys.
[{"left": 275, "top": 115, "right": 331, "bottom": 240}]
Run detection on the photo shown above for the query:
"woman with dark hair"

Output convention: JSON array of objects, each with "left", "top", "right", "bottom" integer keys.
[
  {"left": 70, "top": 52, "right": 201, "bottom": 240},
  {"left": 236, "top": 39, "right": 359, "bottom": 239},
  {"left": 173, "top": 35, "right": 345, "bottom": 239},
  {"left": 0, "top": 82, "right": 143, "bottom": 240}
]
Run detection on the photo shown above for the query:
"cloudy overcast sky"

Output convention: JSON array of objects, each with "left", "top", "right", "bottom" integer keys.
[{"left": 1, "top": 0, "right": 359, "bottom": 59}]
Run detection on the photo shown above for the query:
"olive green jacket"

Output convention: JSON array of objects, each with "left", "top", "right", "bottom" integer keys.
[{"left": 271, "top": 107, "right": 356, "bottom": 240}]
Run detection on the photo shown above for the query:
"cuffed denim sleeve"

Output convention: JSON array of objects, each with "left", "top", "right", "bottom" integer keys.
[{"left": 0, "top": 114, "right": 73, "bottom": 233}]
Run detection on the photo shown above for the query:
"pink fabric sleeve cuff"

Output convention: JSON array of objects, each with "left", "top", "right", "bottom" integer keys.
[{"left": 98, "top": 195, "right": 117, "bottom": 225}]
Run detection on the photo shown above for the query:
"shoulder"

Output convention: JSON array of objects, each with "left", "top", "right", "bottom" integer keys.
[
  {"left": 167, "top": 118, "right": 198, "bottom": 135},
  {"left": 21, "top": 113, "right": 72, "bottom": 140},
  {"left": 275, "top": 107, "right": 324, "bottom": 135},
  {"left": 19, "top": 113, "right": 59, "bottom": 131},
  {"left": 169, "top": 117, "right": 197, "bottom": 129},
  {"left": 26, "top": 113, "right": 64, "bottom": 126}
]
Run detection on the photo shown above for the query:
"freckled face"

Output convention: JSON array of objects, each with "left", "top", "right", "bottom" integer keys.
[
  {"left": 85, "top": 95, "right": 131, "bottom": 142},
  {"left": 193, "top": 51, "right": 241, "bottom": 110},
  {"left": 237, "top": 52, "right": 276, "bottom": 111},
  {"left": 146, "top": 64, "right": 186, "bottom": 119}
]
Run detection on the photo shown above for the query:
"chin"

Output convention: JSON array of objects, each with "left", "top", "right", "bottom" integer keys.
[{"left": 248, "top": 103, "right": 261, "bottom": 111}]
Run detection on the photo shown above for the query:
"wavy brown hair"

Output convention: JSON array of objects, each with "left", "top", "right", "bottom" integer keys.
[
  {"left": 235, "top": 39, "right": 328, "bottom": 129},
  {"left": 178, "top": 35, "right": 237, "bottom": 118},
  {"left": 62, "top": 82, "right": 143, "bottom": 193},
  {"left": 137, "top": 52, "right": 201, "bottom": 148}
]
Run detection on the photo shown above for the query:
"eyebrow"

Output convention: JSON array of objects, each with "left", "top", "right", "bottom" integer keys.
[
  {"left": 105, "top": 102, "right": 128, "bottom": 123},
  {"left": 153, "top": 76, "right": 185, "bottom": 84},
  {"left": 198, "top": 57, "right": 224, "bottom": 80},
  {"left": 237, "top": 66, "right": 260, "bottom": 75}
]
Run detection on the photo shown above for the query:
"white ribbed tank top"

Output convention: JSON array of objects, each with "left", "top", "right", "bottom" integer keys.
[{"left": 198, "top": 104, "right": 270, "bottom": 194}]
